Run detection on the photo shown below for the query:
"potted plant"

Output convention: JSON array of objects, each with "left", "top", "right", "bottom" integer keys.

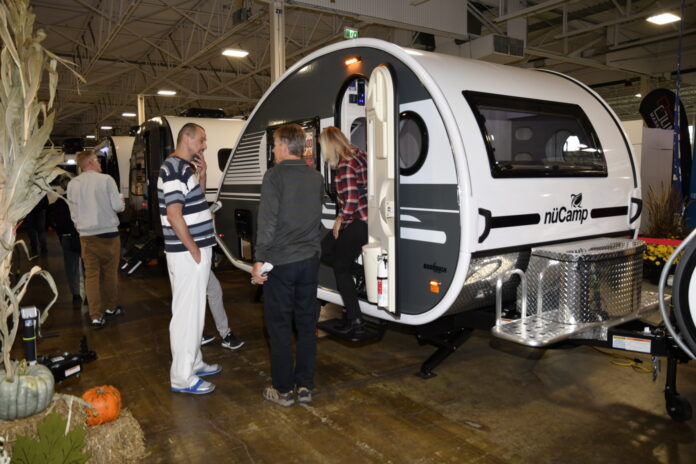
[{"left": 640, "top": 184, "right": 685, "bottom": 284}]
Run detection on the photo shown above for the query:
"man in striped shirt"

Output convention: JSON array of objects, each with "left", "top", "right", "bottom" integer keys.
[{"left": 158, "top": 123, "right": 220, "bottom": 395}]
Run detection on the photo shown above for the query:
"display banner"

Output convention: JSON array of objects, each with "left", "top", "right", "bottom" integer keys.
[{"left": 639, "top": 89, "right": 693, "bottom": 220}]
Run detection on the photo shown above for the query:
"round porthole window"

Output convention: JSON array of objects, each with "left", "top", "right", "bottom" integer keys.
[{"left": 398, "top": 111, "right": 428, "bottom": 176}]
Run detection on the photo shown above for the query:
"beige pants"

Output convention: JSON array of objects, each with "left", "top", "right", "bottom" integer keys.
[{"left": 80, "top": 235, "right": 120, "bottom": 320}]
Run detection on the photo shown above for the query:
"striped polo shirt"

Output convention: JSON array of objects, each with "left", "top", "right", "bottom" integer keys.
[{"left": 157, "top": 156, "right": 216, "bottom": 253}]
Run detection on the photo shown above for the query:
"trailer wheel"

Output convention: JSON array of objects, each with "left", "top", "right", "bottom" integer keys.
[
  {"left": 666, "top": 392, "right": 692, "bottom": 422},
  {"left": 671, "top": 236, "right": 696, "bottom": 355}
]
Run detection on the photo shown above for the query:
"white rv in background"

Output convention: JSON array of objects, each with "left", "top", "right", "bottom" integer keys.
[
  {"left": 128, "top": 115, "right": 245, "bottom": 237},
  {"left": 94, "top": 135, "right": 135, "bottom": 198}
]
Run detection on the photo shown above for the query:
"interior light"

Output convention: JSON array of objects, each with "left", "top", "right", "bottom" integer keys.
[
  {"left": 429, "top": 280, "right": 441, "bottom": 294},
  {"left": 222, "top": 49, "right": 249, "bottom": 57},
  {"left": 85, "top": 135, "right": 96, "bottom": 139},
  {"left": 157, "top": 89, "right": 176, "bottom": 96},
  {"left": 646, "top": 13, "right": 680, "bottom": 25},
  {"left": 122, "top": 112, "right": 136, "bottom": 117},
  {"left": 635, "top": 93, "right": 642, "bottom": 98},
  {"left": 100, "top": 126, "right": 112, "bottom": 130},
  {"left": 344, "top": 56, "right": 361, "bottom": 66}
]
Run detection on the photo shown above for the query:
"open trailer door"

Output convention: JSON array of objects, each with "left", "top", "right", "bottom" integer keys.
[{"left": 364, "top": 64, "right": 399, "bottom": 316}]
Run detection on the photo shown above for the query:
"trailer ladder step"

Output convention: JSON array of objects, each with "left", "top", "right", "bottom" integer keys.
[{"left": 317, "top": 318, "right": 383, "bottom": 343}]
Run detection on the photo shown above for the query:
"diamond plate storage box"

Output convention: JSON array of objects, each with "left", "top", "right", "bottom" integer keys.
[{"left": 518, "top": 238, "right": 645, "bottom": 324}]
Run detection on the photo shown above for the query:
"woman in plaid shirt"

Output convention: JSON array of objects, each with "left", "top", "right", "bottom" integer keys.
[{"left": 319, "top": 126, "right": 368, "bottom": 335}]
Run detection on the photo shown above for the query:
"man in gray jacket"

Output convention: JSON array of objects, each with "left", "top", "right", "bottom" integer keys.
[
  {"left": 251, "top": 124, "right": 323, "bottom": 407},
  {"left": 68, "top": 150, "right": 125, "bottom": 328}
]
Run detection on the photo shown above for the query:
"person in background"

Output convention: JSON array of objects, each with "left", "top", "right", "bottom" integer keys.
[
  {"left": 25, "top": 194, "right": 49, "bottom": 258},
  {"left": 158, "top": 123, "right": 219, "bottom": 395},
  {"left": 49, "top": 175, "right": 83, "bottom": 306},
  {"left": 189, "top": 146, "right": 245, "bottom": 352},
  {"left": 67, "top": 150, "right": 124, "bottom": 328},
  {"left": 318, "top": 126, "right": 368, "bottom": 335},
  {"left": 252, "top": 124, "right": 323, "bottom": 407},
  {"left": 200, "top": 266, "right": 244, "bottom": 351}
]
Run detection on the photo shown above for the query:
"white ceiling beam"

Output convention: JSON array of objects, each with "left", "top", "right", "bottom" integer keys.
[
  {"left": 45, "top": 25, "right": 97, "bottom": 53},
  {"left": 495, "top": 0, "right": 571, "bottom": 23},
  {"left": 554, "top": 1, "right": 690, "bottom": 39},
  {"left": 158, "top": 0, "right": 220, "bottom": 39},
  {"left": 607, "top": 27, "right": 696, "bottom": 52},
  {"left": 610, "top": 0, "right": 625, "bottom": 16},
  {"left": 525, "top": 46, "right": 649, "bottom": 75},
  {"left": 175, "top": 19, "right": 371, "bottom": 110},
  {"left": 141, "top": 9, "right": 266, "bottom": 93},
  {"left": 72, "top": 0, "right": 144, "bottom": 77},
  {"left": 52, "top": 85, "right": 257, "bottom": 103}
]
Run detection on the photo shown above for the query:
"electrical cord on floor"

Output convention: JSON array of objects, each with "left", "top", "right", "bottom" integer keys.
[{"left": 591, "top": 347, "right": 653, "bottom": 374}]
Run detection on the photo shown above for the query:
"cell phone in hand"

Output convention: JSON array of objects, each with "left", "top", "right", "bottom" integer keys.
[
  {"left": 260, "top": 262, "right": 274, "bottom": 276},
  {"left": 251, "top": 262, "right": 274, "bottom": 285}
]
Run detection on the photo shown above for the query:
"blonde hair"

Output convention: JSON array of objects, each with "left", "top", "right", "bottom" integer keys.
[
  {"left": 76, "top": 150, "right": 96, "bottom": 169},
  {"left": 318, "top": 126, "right": 353, "bottom": 168}
]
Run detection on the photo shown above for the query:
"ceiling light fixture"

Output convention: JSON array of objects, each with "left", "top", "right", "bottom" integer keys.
[
  {"left": 344, "top": 56, "right": 361, "bottom": 66},
  {"left": 122, "top": 112, "right": 136, "bottom": 117},
  {"left": 646, "top": 13, "right": 680, "bottom": 25},
  {"left": 100, "top": 126, "right": 112, "bottom": 130},
  {"left": 635, "top": 93, "right": 642, "bottom": 98},
  {"left": 157, "top": 89, "right": 176, "bottom": 96},
  {"left": 222, "top": 48, "right": 249, "bottom": 57},
  {"left": 85, "top": 135, "right": 96, "bottom": 139}
]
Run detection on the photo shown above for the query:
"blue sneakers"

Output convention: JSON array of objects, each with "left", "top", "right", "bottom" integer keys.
[
  {"left": 171, "top": 378, "right": 215, "bottom": 395},
  {"left": 195, "top": 363, "right": 222, "bottom": 377}
]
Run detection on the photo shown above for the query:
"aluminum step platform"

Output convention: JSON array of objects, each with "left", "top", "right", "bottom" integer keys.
[{"left": 491, "top": 289, "right": 669, "bottom": 347}]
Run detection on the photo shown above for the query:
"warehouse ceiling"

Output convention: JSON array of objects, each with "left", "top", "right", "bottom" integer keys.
[{"left": 29, "top": 0, "right": 696, "bottom": 144}]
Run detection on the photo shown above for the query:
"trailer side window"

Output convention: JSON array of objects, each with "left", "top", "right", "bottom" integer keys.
[
  {"left": 398, "top": 111, "right": 428, "bottom": 176},
  {"left": 463, "top": 91, "right": 607, "bottom": 178},
  {"left": 218, "top": 148, "right": 232, "bottom": 172}
]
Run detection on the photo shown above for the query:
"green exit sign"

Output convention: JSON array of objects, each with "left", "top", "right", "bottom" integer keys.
[{"left": 344, "top": 27, "right": 359, "bottom": 39}]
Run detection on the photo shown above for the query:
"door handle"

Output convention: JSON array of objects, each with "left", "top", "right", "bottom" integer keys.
[{"left": 478, "top": 208, "right": 492, "bottom": 243}]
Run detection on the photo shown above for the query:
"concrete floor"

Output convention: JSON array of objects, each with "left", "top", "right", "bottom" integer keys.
[{"left": 14, "top": 234, "right": 696, "bottom": 463}]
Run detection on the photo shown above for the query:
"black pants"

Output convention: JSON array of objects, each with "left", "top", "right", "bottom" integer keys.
[
  {"left": 263, "top": 254, "right": 320, "bottom": 393},
  {"left": 321, "top": 220, "right": 368, "bottom": 321},
  {"left": 26, "top": 209, "right": 47, "bottom": 254}
]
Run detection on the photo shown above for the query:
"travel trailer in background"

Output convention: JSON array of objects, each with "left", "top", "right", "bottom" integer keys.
[
  {"left": 93, "top": 136, "right": 135, "bottom": 198},
  {"left": 120, "top": 115, "right": 245, "bottom": 274},
  {"left": 214, "top": 38, "right": 695, "bottom": 420},
  {"left": 128, "top": 115, "right": 245, "bottom": 238}
]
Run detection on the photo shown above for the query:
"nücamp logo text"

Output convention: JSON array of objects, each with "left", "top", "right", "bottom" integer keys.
[{"left": 544, "top": 193, "right": 589, "bottom": 225}]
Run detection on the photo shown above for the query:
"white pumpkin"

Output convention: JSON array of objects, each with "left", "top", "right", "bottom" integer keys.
[{"left": 0, "top": 361, "right": 54, "bottom": 420}]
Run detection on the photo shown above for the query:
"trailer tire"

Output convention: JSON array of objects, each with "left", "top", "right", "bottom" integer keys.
[{"left": 671, "top": 237, "right": 696, "bottom": 355}]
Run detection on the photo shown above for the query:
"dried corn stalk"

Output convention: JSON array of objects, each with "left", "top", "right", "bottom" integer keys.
[{"left": 0, "top": 0, "right": 82, "bottom": 381}]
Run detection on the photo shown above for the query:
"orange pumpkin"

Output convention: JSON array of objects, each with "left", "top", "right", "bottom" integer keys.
[{"left": 82, "top": 385, "right": 122, "bottom": 426}]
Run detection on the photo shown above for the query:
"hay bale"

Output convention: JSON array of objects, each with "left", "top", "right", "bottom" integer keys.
[
  {"left": 84, "top": 409, "right": 147, "bottom": 464},
  {"left": 0, "top": 394, "right": 146, "bottom": 463}
]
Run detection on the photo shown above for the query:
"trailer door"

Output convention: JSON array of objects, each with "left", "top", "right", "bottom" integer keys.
[{"left": 366, "top": 64, "right": 399, "bottom": 315}]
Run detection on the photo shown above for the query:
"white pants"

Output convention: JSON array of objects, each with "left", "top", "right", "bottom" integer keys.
[
  {"left": 207, "top": 271, "right": 230, "bottom": 338},
  {"left": 166, "top": 247, "right": 212, "bottom": 389}
]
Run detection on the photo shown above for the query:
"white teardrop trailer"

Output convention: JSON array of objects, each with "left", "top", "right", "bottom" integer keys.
[{"left": 214, "top": 38, "right": 696, "bottom": 421}]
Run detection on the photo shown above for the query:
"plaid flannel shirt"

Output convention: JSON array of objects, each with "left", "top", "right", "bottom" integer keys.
[{"left": 335, "top": 147, "right": 368, "bottom": 229}]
